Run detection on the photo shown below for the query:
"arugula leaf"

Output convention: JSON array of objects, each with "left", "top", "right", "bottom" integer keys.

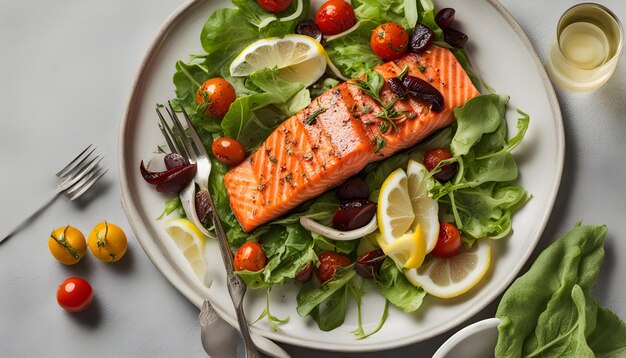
[
  {"left": 495, "top": 224, "right": 613, "bottom": 357},
  {"left": 349, "top": 280, "right": 390, "bottom": 339},
  {"left": 253, "top": 287, "right": 290, "bottom": 332},
  {"left": 374, "top": 258, "right": 425, "bottom": 312},
  {"left": 157, "top": 196, "right": 185, "bottom": 220}
]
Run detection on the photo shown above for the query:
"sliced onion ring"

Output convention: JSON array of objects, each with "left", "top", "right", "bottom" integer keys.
[
  {"left": 300, "top": 214, "right": 378, "bottom": 241},
  {"left": 258, "top": 0, "right": 304, "bottom": 28},
  {"left": 324, "top": 21, "right": 361, "bottom": 42}
]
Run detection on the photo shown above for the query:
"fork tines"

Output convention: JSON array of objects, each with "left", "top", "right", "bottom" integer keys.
[{"left": 56, "top": 145, "right": 108, "bottom": 201}]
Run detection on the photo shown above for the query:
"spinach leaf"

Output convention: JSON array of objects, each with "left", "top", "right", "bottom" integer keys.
[
  {"left": 199, "top": 9, "right": 260, "bottom": 78},
  {"left": 495, "top": 224, "right": 612, "bottom": 357},
  {"left": 238, "top": 224, "right": 316, "bottom": 288},
  {"left": 451, "top": 94, "right": 508, "bottom": 156},
  {"left": 374, "top": 257, "right": 425, "bottom": 312},
  {"left": 309, "top": 285, "right": 350, "bottom": 331},
  {"left": 296, "top": 266, "right": 356, "bottom": 317}
]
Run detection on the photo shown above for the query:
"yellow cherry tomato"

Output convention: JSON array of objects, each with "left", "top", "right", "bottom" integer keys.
[
  {"left": 88, "top": 222, "right": 128, "bottom": 262},
  {"left": 48, "top": 226, "right": 87, "bottom": 265}
]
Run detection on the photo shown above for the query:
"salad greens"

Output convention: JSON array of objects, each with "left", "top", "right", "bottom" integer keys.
[
  {"left": 165, "top": 0, "right": 531, "bottom": 335},
  {"left": 495, "top": 224, "right": 626, "bottom": 358}
]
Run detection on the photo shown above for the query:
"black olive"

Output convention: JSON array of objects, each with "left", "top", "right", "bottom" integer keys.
[
  {"left": 409, "top": 23, "right": 434, "bottom": 53},
  {"left": 402, "top": 75, "right": 445, "bottom": 112},
  {"left": 435, "top": 8, "right": 456, "bottom": 29},
  {"left": 443, "top": 28, "right": 468, "bottom": 48},
  {"left": 387, "top": 77, "right": 409, "bottom": 100},
  {"left": 295, "top": 20, "right": 323, "bottom": 43}
]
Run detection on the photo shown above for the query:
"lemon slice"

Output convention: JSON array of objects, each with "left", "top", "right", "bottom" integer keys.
[
  {"left": 164, "top": 218, "right": 210, "bottom": 287},
  {"left": 405, "top": 239, "right": 491, "bottom": 298},
  {"left": 230, "top": 34, "right": 327, "bottom": 87},
  {"left": 377, "top": 168, "right": 415, "bottom": 246},
  {"left": 377, "top": 168, "right": 428, "bottom": 269},
  {"left": 377, "top": 225, "right": 426, "bottom": 269},
  {"left": 406, "top": 160, "right": 439, "bottom": 253}
]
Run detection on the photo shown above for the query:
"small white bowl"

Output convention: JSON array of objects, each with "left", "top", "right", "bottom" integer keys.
[{"left": 433, "top": 318, "right": 501, "bottom": 358}]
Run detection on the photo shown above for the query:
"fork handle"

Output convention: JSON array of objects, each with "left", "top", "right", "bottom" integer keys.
[
  {"left": 0, "top": 192, "right": 60, "bottom": 244},
  {"left": 208, "top": 193, "right": 262, "bottom": 358}
]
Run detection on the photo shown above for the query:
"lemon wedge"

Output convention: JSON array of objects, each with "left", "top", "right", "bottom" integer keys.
[
  {"left": 405, "top": 239, "right": 491, "bottom": 298},
  {"left": 377, "top": 225, "right": 426, "bottom": 269},
  {"left": 164, "top": 218, "right": 210, "bottom": 287},
  {"left": 406, "top": 160, "right": 439, "bottom": 253},
  {"left": 230, "top": 35, "right": 327, "bottom": 87}
]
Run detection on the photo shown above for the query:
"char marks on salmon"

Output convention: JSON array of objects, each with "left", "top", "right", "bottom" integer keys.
[{"left": 224, "top": 46, "right": 480, "bottom": 232}]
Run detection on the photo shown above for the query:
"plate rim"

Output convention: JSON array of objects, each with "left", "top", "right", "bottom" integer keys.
[{"left": 118, "top": 0, "right": 565, "bottom": 352}]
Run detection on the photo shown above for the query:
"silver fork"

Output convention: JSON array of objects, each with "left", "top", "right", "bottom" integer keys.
[
  {"left": 0, "top": 145, "right": 107, "bottom": 244},
  {"left": 157, "top": 101, "right": 262, "bottom": 358}
]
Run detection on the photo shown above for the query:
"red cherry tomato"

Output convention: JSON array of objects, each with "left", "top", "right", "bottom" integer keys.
[
  {"left": 257, "top": 0, "right": 291, "bottom": 13},
  {"left": 56, "top": 277, "right": 93, "bottom": 312},
  {"left": 195, "top": 78, "right": 236, "bottom": 119},
  {"left": 234, "top": 242, "right": 267, "bottom": 272},
  {"left": 432, "top": 222, "right": 462, "bottom": 258},
  {"left": 315, "top": 0, "right": 357, "bottom": 36},
  {"left": 423, "top": 147, "right": 457, "bottom": 182},
  {"left": 212, "top": 137, "right": 246, "bottom": 166},
  {"left": 316, "top": 251, "right": 351, "bottom": 284},
  {"left": 370, "top": 22, "right": 409, "bottom": 61}
]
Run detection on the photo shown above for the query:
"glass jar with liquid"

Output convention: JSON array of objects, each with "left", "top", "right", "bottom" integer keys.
[{"left": 547, "top": 3, "right": 623, "bottom": 91}]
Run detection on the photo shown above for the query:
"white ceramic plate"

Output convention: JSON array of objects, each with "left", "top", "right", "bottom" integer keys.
[{"left": 119, "top": 0, "right": 564, "bottom": 352}]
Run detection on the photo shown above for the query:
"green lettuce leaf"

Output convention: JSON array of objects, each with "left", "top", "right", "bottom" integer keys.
[
  {"left": 495, "top": 224, "right": 611, "bottom": 357},
  {"left": 325, "top": 20, "right": 382, "bottom": 79}
]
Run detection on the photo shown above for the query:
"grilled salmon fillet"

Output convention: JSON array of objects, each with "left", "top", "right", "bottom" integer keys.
[{"left": 225, "top": 46, "right": 479, "bottom": 232}]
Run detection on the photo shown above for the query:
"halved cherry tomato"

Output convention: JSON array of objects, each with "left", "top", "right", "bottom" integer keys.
[
  {"left": 316, "top": 251, "right": 351, "bottom": 284},
  {"left": 432, "top": 222, "right": 462, "bottom": 258},
  {"left": 234, "top": 242, "right": 267, "bottom": 272},
  {"left": 423, "top": 147, "right": 457, "bottom": 182},
  {"left": 257, "top": 0, "right": 291, "bottom": 13},
  {"left": 195, "top": 78, "right": 236, "bottom": 119},
  {"left": 212, "top": 137, "right": 246, "bottom": 166},
  {"left": 370, "top": 22, "right": 409, "bottom": 61},
  {"left": 315, "top": 0, "right": 357, "bottom": 36},
  {"left": 57, "top": 277, "right": 93, "bottom": 312}
]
